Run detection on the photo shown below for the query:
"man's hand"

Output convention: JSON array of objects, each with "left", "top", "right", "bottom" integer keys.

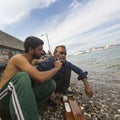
[
  {"left": 37, "top": 58, "right": 46, "bottom": 63},
  {"left": 54, "top": 60, "right": 62, "bottom": 70},
  {"left": 31, "top": 58, "right": 46, "bottom": 66}
]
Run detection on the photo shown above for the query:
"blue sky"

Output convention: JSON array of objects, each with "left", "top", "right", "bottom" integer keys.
[{"left": 0, "top": 0, "right": 120, "bottom": 54}]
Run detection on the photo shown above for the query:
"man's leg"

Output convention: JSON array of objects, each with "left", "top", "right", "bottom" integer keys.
[
  {"left": 0, "top": 72, "right": 40, "bottom": 120},
  {"left": 32, "top": 79, "right": 56, "bottom": 108}
]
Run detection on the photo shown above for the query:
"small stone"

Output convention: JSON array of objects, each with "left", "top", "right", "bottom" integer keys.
[
  {"left": 118, "top": 109, "right": 120, "bottom": 113},
  {"left": 114, "top": 114, "right": 120, "bottom": 119}
]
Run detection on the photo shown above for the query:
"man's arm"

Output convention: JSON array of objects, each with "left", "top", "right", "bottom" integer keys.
[
  {"left": 31, "top": 58, "right": 46, "bottom": 66},
  {"left": 82, "top": 78, "right": 93, "bottom": 98},
  {"left": 14, "top": 55, "right": 62, "bottom": 83},
  {"left": 36, "top": 57, "right": 54, "bottom": 71},
  {"left": 66, "top": 61, "right": 93, "bottom": 97},
  {"left": 66, "top": 61, "right": 87, "bottom": 79}
]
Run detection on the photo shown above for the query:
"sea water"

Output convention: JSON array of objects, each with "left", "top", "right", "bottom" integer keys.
[{"left": 68, "top": 46, "right": 120, "bottom": 84}]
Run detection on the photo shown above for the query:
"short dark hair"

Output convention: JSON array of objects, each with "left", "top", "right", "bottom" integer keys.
[{"left": 24, "top": 36, "right": 44, "bottom": 53}]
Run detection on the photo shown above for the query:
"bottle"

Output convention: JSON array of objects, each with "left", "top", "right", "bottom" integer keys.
[
  {"left": 63, "top": 95, "right": 85, "bottom": 120},
  {"left": 63, "top": 95, "right": 74, "bottom": 120}
]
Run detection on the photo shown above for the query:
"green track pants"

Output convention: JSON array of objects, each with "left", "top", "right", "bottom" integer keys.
[{"left": 0, "top": 72, "right": 56, "bottom": 120}]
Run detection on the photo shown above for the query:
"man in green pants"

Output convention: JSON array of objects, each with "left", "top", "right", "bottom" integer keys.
[{"left": 0, "top": 36, "right": 62, "bottom": 120}]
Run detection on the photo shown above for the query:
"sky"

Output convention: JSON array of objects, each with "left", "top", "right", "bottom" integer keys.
[{"left": 0, "top": 0, "right": 120, "bottom": 55}]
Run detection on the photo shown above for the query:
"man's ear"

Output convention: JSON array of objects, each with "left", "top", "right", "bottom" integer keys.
[
  {"left": 28, "top": 47, "right": 34, "bottom": 54},
  {"left": 29, "top": 47, "right": 33, "bottom": 51}
]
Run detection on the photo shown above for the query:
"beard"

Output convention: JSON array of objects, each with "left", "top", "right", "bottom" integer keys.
[
  {"left": 33, "top": 51, "right": 40, "bottom": 59},
  {"left": 33, "top": 54, "right": 40, "bottom": 59}
]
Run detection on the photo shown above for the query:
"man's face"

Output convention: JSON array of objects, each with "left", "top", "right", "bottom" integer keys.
[
  {"left": 33, "top": 45, "right": 43, "bottom": 59},
  {"left": 54, "top": 47, "right": 67, "bottom": 62}
]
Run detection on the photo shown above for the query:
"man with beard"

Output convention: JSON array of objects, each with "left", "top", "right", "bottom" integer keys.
[{"left": 0, "top": 36, "right": 62, "bottom": 120}]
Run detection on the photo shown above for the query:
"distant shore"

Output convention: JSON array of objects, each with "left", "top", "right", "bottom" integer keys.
[{"left": 70, "top": 43, "right": 120, "bottom": 56}]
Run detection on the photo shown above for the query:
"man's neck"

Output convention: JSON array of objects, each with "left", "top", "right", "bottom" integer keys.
[{"left": 23, "top": 53, "right": 33, "bottom": 63}]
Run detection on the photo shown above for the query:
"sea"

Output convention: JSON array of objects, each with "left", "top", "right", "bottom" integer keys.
[{"left": 68, "top": 46, "right": 120, "bottom": 85}]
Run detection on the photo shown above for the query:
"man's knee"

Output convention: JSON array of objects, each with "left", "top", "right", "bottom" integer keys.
[{"left": 12, "top": 72, "right": 32, "bottom": 89}]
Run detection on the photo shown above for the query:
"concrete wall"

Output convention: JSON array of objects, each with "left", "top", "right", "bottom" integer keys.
[
  {"left": 0, "top": 30, "right": 24, "bottom": 62},
  {"left": 0, "top": 45, "right": 23, "bottom": 62}
]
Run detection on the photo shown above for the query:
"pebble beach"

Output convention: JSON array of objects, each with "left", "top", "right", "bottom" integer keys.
[{"left": 39, "top": 79, "right": 120, "bottom": 120}]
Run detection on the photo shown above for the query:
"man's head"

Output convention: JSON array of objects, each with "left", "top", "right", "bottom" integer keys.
[
  {"left": 24, "top": 36, "right": 44, "bottom": 59},
  {"left": 54, "top": 45, "right": 67, "bottom": 62}
]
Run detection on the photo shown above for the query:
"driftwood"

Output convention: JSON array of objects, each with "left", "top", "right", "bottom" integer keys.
[{"left": 63, "top": 95, "right": 85, "bottom": 120}]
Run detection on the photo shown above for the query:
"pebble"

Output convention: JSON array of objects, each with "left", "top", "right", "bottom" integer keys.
[{"left": 39, "top": 81, "right": 120, "bottom": 120}]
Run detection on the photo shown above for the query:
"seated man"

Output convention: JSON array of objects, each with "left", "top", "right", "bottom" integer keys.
[
  {"left": 0, "top": 36, "right": 62, "bottom": 120},
  {"left": 37, "top": 45, "right": 93, "bottom": 98}
]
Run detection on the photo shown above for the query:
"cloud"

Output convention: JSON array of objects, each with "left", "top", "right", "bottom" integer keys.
[
  {"left": 0, "top": 0, "right": 120, "bottom": 54},
  {"left": 0, "top": 0, "right": 56, "bottom": 28},
  {"left": 36, "top": 0, "right": 120, "bottom": 53}
]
